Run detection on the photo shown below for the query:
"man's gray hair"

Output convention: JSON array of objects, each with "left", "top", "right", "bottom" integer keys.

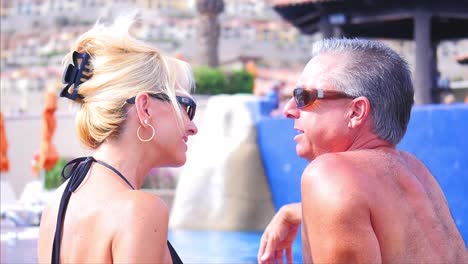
[{"left": 311, "top": 38, "right": 414, "bottom": 145}]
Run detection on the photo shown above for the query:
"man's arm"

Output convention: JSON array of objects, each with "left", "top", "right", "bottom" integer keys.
[
  {"left": 301, "top": 157, "right": 381, "bottom": 263},
  {"left": 258, "top": 203, "right": 302, "bottom": 264}
]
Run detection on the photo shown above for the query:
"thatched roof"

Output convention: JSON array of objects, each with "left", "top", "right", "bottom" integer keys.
[
  {"left": 272, "top": 0, "right": 468, "bottom": 41},
  {"left": 456, "top": 54, "right": 468, "bottom": 65}
]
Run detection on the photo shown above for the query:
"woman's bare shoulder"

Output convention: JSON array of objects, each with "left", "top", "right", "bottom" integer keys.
[
  {"left": 107, "top": 190, "right": 169, "bottom": 221},
  {"left": 107, "top": 190, "right": 170, "bottom": 262}
]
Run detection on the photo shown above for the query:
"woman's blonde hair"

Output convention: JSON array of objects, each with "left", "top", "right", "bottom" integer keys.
[{"left": 63, "top": 13, "right": 194, "bottom": 149}]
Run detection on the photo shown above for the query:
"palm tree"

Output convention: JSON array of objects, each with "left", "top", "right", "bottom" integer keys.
[{"left": 195, "top": 0, "right": 224, "bottom": 67}]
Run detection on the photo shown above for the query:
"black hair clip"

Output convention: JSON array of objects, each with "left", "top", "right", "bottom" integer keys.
[{"left": 60, "top": 51, "right": 92, "bottom": 100}]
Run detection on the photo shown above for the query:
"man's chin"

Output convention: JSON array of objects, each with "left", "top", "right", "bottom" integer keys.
[
  {"left": 296, "top": 148, "right": 315, "bottom": 161},
  {"left": 296, "top": 150, "right": 309, "bottom": 160}
]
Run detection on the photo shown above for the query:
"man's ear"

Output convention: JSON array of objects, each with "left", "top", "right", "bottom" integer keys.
[
  {"left": 347, "top": 96, "right": 370, "bottom": 128},
  {"left": 134, "top": 93, "right": 152, "bottom": 124}
]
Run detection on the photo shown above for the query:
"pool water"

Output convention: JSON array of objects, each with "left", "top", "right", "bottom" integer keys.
[
  {"left": 169, "top": 229, "right": 303, "bottom": 263},
  {"left": 1, "top": 227, "right": 303, "bottom": 263}
]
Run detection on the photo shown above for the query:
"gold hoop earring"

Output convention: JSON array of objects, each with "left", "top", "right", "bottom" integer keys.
[{"left": 137, "top": 121, "right": 155, "bottom": 142}]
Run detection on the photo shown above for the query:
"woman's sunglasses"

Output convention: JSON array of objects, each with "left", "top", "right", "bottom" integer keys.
[
  {"left": 293, "top": 87, "right": 356, "bottom": 109},
  {"left": 126, "top": 93, "right": 196, "bottom": 120}
]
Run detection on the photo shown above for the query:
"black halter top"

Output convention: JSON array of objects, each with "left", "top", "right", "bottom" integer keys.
[{"left": 51, "top": 156, "right": 183, "bottom": 264}]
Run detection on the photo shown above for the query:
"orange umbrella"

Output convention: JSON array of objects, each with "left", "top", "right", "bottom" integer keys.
[
  {"left": 0, "top": 112, "right": 9, "bottom": 172},
  {"left": 38, "top": 90, "right": 59, "bottom": 172},
  {"left": 174, "top": 52, "right": 186, "bottom": 61},
  {"left": 245, "top": 60, "right": 257, "bottom": 93}
]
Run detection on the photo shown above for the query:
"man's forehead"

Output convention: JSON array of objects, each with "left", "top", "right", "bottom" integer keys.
[
  {"left": 297, "top": 58, "right": 325, "bottom": 87},
  {"left": 297, "top": 54, "right": 341, "bottom": 88}
]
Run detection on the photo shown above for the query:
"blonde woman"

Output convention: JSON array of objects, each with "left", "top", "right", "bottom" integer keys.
[{"left": 38, "top": 15, "right": 197, "bottom": 264}]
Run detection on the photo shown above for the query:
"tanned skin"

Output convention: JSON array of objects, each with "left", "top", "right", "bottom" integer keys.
[{"left": 258, "top": 53, "right": 467, "bottom": 263}]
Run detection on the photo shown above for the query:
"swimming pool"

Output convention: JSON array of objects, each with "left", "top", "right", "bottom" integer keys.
[
  {"left": 169, "top": 229, "right": 303, "bottom": 263},
  {"left": 1, "top": 226, "right": 303, "bottom": 263}
]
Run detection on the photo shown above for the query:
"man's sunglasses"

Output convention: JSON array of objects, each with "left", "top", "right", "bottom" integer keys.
[
  {"left": 293, "top": 87, "right": 356, "bottom": 109},
  {"left": 126, "top": 93, "right": 196, "bottom": 120}
]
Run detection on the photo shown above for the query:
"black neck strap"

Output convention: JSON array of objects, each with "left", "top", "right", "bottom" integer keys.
[
  {"left": 94, "top": 159, "right": 135, "bottom": 190},
  {"left": 51, "top": 156, "right": 134, "bottom": 264}
]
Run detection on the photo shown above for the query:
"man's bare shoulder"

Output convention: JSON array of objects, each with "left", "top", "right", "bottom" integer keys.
[
  {"left": 301, "top": 153, "right": 381, "bottom": 263},
  {"left": 303, "top": 152, "right": 370, "bottom": 186},
  {"left": 302, "top": 152, "right": 372, "bottom": 208},
  {"left": 306, "top": 149, "right": 426, "bottom": 174}
]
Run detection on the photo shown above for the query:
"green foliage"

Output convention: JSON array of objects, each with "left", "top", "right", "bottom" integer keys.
[
  {"left": 193, "top": 67, "right": 253, "bottom": 95},
  {"left": 225, "top": 69, "right": 254, "bottom": 94},
  {"left": 44, "top": 50, "right": 63, "bottom": 58},
  {"left": 193, "top": 66, "right": 226, "bottom": 95},
  {"left": 44, "top": 158, "right": 67, "bottom": 190}
]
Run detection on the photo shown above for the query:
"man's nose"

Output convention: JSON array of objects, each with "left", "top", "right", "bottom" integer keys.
[{"left": 283, "top": 98, "right": 300, "bottom": 119}]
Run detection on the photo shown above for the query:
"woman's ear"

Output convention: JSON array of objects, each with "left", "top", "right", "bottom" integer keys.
[
  {"left": 347, "top": 96, "right": 370, "bottom": 128},
  {"left": 134, "top": 93, "right": 151, "bottom": 125}
]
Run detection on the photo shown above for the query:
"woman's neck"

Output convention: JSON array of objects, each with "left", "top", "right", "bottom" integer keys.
[{"left": 92, "top": 141, "right": 154, "bottom": 189}]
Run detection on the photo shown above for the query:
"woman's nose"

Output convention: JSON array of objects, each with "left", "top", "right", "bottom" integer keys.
[
  {"left": 283, "top": 98, "right": 300, "bottom": 119},
  {"left": 187, "top": 120, "right": 198, "bottom": 136}
]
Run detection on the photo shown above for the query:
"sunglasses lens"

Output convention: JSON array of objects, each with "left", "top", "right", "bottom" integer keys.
[
  {"left": 177, "top": 96, "right": 196, "bottom": 120},
  {"left": 294, "top": 88, "right": 313, "bottom": 108},
  {"left": 187, "top": 106, "right": 195, "bottom": 120}
]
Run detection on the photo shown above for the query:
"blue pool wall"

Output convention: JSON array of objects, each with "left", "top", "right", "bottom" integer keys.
[{"left": 252, "top": 101, "right": 468, "bottom": 242}]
